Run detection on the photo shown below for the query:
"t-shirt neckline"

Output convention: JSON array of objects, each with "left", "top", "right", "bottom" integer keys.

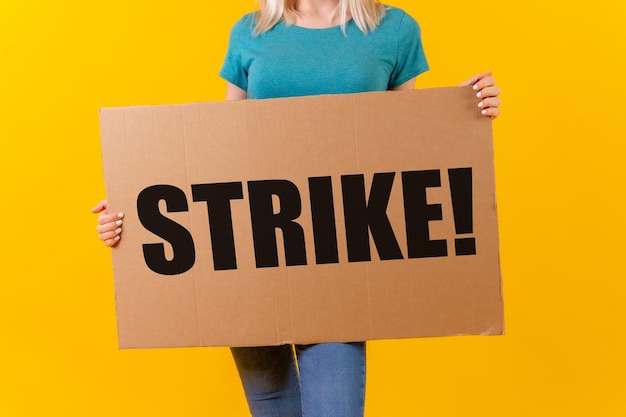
[{"left": 289, "top": 18, "right": 353, "bottom": 31}]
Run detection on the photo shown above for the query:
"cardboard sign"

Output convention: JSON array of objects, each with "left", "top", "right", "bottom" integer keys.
[{"left": 100, "top": 87, "right": 504, "bottom": 349}]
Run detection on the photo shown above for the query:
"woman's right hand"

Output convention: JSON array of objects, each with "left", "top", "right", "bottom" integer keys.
[{"left": 92, "top": 200, "right": 124, "bottom": 247}]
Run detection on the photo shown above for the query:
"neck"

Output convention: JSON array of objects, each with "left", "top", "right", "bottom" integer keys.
[
  {"left": 295, "top": 0, "right": 347, "bottom": 28},
  {"left": 296, "top": 0, "right": 340, "bottom": 13}
]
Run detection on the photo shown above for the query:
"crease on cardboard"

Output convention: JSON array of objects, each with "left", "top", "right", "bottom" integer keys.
[
  {"left": 273, "top": 282, "right": 281, "bottom": 344},
  {"left": 181, "top": 105, "right": 201, "bottom": 346},
  {"left": 491, "top": 150, "right": 506, "bottom": 338},
  {"left": 281, "top": 99, "right": 295, "bottom": 345},
  {"left": 364, "top": 260, "right": 373, "bottom": 340},
  {"left": 353, "top": 95, "right": 374, "bottom": 340},
  {"left": 479, "top": 320, "right": 503, "bottom": 336},
  {"left": 285, "top": 268, "right": 294, "bottom": 345},
  {"left": 351, "top": 94, "right": 361, "bottom": 174}
]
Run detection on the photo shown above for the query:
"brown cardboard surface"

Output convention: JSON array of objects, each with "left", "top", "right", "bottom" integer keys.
[{"left": 100, "top": 87, "right": 503, "bottom": 348}]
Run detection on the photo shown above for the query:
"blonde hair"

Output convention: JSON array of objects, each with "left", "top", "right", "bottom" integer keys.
[{"left": 254, "top": 0, "right": 386, "bottom": 35}]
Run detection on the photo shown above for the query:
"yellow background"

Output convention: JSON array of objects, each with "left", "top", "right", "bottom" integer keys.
[{"left": 1, "top": 0, "right": 625, "bottom": 415}]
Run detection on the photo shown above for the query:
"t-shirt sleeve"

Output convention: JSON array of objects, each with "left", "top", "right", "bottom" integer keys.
[
  {"left": 219, "top": 18, "right": 249, "bottom": 91},
  {"left": 388, "top": 12, "right": 429, "bottom": 89}
]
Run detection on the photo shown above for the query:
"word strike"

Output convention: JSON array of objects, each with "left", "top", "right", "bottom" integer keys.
[{"left": 137, "top": 168, "right": 475, "bottom": 275}]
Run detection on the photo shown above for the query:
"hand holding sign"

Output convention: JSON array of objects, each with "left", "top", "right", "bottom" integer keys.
[
  {"left": 460, "top": 71, "right": 501, "bottom": 119},
  {"left": 92, "top": 200, "right": 124, "bottom": 247}
]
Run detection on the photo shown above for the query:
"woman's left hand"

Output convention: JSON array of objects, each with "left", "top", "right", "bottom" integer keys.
[{"left": 460, "top": 71, "right": 501, "bottom": 119}]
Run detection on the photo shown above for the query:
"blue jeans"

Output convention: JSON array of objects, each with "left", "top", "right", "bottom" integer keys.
[{"left": 230, "top": 342, "right": 366, "bottom": 417}]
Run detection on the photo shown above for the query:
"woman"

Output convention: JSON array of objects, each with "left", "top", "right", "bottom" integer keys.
[{"left": 94, "top": 1, "right": 501, "bottom": 416}]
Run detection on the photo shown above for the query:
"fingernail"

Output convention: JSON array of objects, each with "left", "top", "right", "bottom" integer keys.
[
  {"left": 476, "top": 91, "right": 482, "bottom": 98},
  {"left": 116, "top": 219, "right": 123, "bottom": 226},
  {"left": 118, "top": 213, "right": 124, "bottom": 218},
  {"left": 115, "top": 227, "right": 122, "bottom": 234},
  {"left": 478, "top": 101, "right": 483, "bottom": 108},
  {"left": 114, "top": 235, "right": 121, "bottom": 241},
  {"left": 473, "top": 84, "right": 479, "bottom": 90},
  {"left": 481, "top": 109, "right": 487, "bottom": 115}
]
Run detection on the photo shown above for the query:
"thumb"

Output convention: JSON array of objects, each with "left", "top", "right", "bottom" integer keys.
[
  {"left": 459, "top": 70, "right": 492, "bottom": 87},
  {"left": 91, "top": 200, "right": 108, "bottom": 214}
]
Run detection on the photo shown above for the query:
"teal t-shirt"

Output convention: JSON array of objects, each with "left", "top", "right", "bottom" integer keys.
[{"left": 219, "top": 6, "right": 429, "bottom": 99}]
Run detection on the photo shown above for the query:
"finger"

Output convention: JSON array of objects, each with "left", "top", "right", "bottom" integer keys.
[
  {"left": 475, "top": 86, "right": 500, "bottom": 99},
  {"left": 480, "top": 107, "right": 500, "bottom": 118},
  {"left": 98, "top": 211, "right": 124, "bottom": 225},
  {"left": 97, "top": 220, "right": 123, "bottom": 234},
  {"left": 99, "top": 227, "right": 123, "bottom": 242},
  {"left": 459, "top": 74, "right": 480, "bottom": 87},
  {"left": 104, "top": 235, "right": 121, "bottom": 247},
  {"left": 460, "top": 70, "right": 492, "bottom": 87},
  {"left": 473, "top": 76, "right": 496, "bottom": 92},
  {"left": 477, "top": 97, "right": 502, "bottom": 111},
  {"left": 91, "top": 200, "right": 108, "bottom": 213}
]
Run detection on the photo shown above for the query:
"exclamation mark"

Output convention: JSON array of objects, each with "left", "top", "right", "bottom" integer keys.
[{"left": 448, "top": 168, "right": 476, "bottom": 256}]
